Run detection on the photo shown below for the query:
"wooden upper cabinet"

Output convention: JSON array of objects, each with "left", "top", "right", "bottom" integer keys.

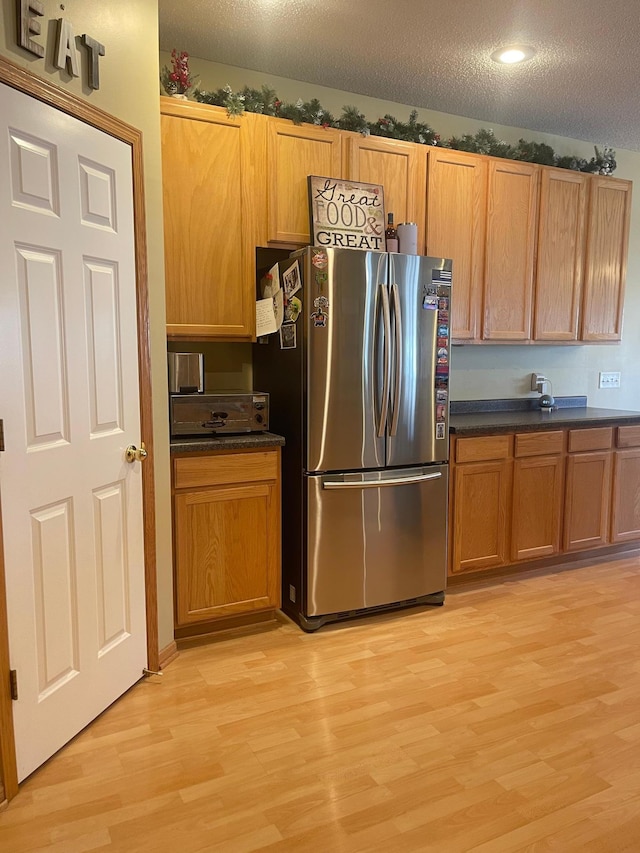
[
  {"left": 345, "top": 134, "right": 427, "bottom": 250},
  {"left": 267, "top": 120, "right": 342, "bottom": 244},
  {"left": 581, "top": 176, "right": 632, "bottom": 341},
  {"left": 483, "top": 160, "right": 539, "bottom": 341},
  {"left": 426, "top": 150, "right": 487, "bottom": 341},
  {"left": 534, "top": 168, "right": 588, "bottom": 341},
  {"left": 161, "top": 99, "right": 254, "bottom": 339}
]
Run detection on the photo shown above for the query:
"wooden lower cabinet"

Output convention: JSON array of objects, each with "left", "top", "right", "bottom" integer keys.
[
  {"left": 511, "top": 454, "right": 564, "bottom": 561},
  {"left": 451, "top": 459, "right": 511, "bottom": 573},
  {"left": 450, "top": 423, "right": 640, "bottom": 579},
  {"left": 564, "top": 451, "right": 612, "bottom": 551},
  {"left": 563, "top": 429, "right": 613, "bottom": 552},
  {"left": 611, "top": 449, "right": 640, "bottom": 542},
  {"left": 172, "top": 448, "right": 281, "bottom": 632}
]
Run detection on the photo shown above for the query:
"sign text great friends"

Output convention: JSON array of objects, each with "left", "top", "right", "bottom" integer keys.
[{"left": 308, "top": 176, "right": 385, "bottom": 251}]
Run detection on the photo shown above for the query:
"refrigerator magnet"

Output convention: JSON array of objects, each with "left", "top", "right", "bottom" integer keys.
[
  {"left": 438, "top": 324, "right": 448, "bottom": 337},
  {"left": 423, "top": 296, "right": 438, "bottom": 310},
  {"left": 311, "top": 250, "right": 328, "bottom": 269},
  {"left": 282, "top": 261, "right": 302, "bottom": 299},
  {"left": 311, "top": 311, "right": 327, "bottom": 328},
  {"left": 436, "top": 423, "right": 446, "bottom": 440},
  {"left": 280, "top": 323, "right": 297, "bottom": 349},
  {"left": 313, "top": 295, "right": 329, "bottom": 312},
  {"left": 284, "top": 296, "right": 302, "bottom": 323}
]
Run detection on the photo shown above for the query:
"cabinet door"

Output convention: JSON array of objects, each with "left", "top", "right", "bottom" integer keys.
[
  {"left": 564, "top": 451, "right": 612, "bottom": 551},
  {"left": 426, "top": 150, "right": 486, "bottom": 341},
  {"left": 346, "top": 135, "right": 427, "bottom": 251},
  {"left": 267, "top": 120, "right": 342, "bottom": 244},
  {"left": 483, "top": 161, "right": 539, "bottom": 340},
  {"left": 534, "top": 168, "right": 587, "bottom": 341},
  {"left": 611, "top": 449, "right": 640, "bottom": 543},
  {"left": 511, "top": 455, "right": 564, "bottom": 561},
  {"left": 174, "top": 479, "right": 280, "bottom": 626},
  {"left": 581, "top": 177, "right": 632, "bottom": 341},
  {"left": 161, "top": 100, "right": 253, "bottom": 338},
  {"left": 451, "top": 460, "right": 511, "bottom": 574}
]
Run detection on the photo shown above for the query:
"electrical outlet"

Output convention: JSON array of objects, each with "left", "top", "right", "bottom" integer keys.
[
  {"left": 599, "top": 371, "right": 621, "bottom": 389},
  {"left": 530, "top": 372, "right": 548, "bottom": 392}
]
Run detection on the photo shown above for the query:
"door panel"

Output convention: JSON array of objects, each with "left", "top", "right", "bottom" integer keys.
[
  {"left": 511, "top": 455, "right": 564, "bottom": 561},
  {"left": 611, "top": 449, "right": 640, "bottom": 543},
  {"left": 268, "top": 121, "right": 342, "bottom": 244},
  {"left": 0, "top": 83, "right": 146, "bottom": 781},
  {"left": 564, "top": 451, "right": 612, "bottom": 551},
  {"left": 307, "top": 466, "right": 448, "bottom": 616},
  {"left": 483, "top": 161, "right": 539, "bottom": 340},
  {"left": 387, "top": 254, "right": 449, "bottom": 466},
  {"left": 534, "top": 168, "right": 587, "bottom": 341},
  {"left": 451, "top": 460, "right": 511, "bottom": 573},
  {"left": 306, "top": 248, "right": 386, "bottom": 472},
  {"left": 581, "top": 177, "right": 632, "bottom": 341},
  {"left": 426, "top": 149, "right": 486, "bottom": 340}
]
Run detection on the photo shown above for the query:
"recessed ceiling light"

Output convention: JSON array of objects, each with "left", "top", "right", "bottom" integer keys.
[{"left": 491, "top": 45, "right": 536, "bottom": 64}]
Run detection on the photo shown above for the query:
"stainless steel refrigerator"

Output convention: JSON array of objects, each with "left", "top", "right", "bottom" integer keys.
[{"left": 254, "top": 246, "right": 452, "bottom": 631}]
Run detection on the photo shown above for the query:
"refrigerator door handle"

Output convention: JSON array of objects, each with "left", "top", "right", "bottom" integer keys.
[
  {"left": 377, "top": 284, "right": 391, "bottom": 437},
  {"left": 390, "top": 282, "right": 402, "bottom": 436},
  {"left": 323, "top": 472, "right": 442, "bottom": 490}
]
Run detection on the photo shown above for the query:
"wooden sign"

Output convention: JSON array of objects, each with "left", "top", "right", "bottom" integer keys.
[{"left": 308, "top": 176, "right": 385, "bottom": 251}]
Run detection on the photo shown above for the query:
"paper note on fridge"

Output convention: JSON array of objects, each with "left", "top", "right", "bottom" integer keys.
[
  {"left": 261, "top": 263, "right": 280, "bottom": 298},
  {"left": 256, "top": 287, "right": 284, "bottom": 336}
]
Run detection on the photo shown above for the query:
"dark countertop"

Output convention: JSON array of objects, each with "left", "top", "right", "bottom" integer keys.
[
  {"left": 450, "top": 405, "right": 640, "bottom": 436},
  {"left": 170, "top": 432, "right": 285, "bottom": 454}
]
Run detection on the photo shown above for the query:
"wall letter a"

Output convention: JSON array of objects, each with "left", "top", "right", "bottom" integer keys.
[{"left": 54, "top": 18, "right": 80, "bottom": 77}]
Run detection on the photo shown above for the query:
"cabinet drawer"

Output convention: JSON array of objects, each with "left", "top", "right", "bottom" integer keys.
[
  {"left": 174, "top": 450, "right": 279, "bottom": 489},
  {"left": 514, "top": 430, "right": 564, "bottom": 457},
  {"left": 617, "top": 425, "right": 640, "bottom": 448},
  {"left": 568, "top": 427, "right": 613, "bottom": 452},
  {"left": 455, "top": 435, "right": 511, "bottom": 463}
]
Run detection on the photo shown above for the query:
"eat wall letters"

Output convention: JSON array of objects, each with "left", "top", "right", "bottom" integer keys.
[{"left": 16, "top": 0, "right": 106, "bottom": 90}]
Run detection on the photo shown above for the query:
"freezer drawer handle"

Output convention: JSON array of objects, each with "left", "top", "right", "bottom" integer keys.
[{"left": 323, "top": 472, "right": 442, "bottom": 489}]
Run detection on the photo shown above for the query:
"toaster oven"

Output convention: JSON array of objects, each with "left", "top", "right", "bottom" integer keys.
[{"left": 170, "top": 392, "right": 269, "bottom": 437}]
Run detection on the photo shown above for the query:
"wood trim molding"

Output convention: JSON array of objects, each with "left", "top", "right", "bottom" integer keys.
[
  {"left": 158, "top": 641, "right": 179, "bottom": 670},
  {"left": 0, "top": 54, "right": 158, "bottom": 797},
  {"left": 0, "top": 493, "right": 18, "bottom": 801}
]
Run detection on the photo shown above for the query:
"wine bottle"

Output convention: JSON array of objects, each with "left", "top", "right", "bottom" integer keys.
[{"left": 385, "top": 213, "right": 399, "bottom": 253}]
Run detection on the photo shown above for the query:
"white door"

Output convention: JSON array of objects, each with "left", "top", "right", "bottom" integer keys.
[{"left": 0, "top": 83, "right": 147, "bottom": 781}]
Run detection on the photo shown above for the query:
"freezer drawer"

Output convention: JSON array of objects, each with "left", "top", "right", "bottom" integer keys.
[{"left": 306, "top": 465, "right": 448, "bottom": 617}]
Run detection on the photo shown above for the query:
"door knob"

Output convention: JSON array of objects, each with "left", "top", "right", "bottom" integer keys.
[{"left": 125, "top": 442, "right": 147, "bottom": 463}]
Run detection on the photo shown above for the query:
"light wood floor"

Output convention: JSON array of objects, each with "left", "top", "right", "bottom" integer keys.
[{"left": 3, "top": 555, "right": 640, "bottom": 852}]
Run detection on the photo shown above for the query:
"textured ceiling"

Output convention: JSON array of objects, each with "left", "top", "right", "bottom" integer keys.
[{"left": 159, "top": 0, "right": 640, "bottom": 152}]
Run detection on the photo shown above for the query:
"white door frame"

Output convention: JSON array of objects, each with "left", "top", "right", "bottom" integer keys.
[{"left": 0, "top": 55, "right": 158, "bottom": 803}]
